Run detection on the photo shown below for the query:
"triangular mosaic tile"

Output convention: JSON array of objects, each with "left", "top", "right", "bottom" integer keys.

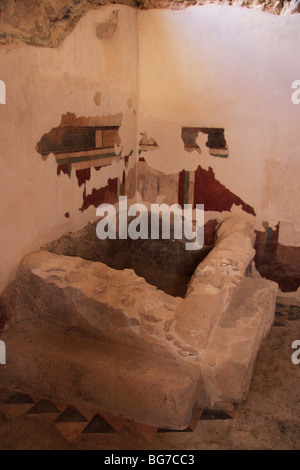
[
  {"left": 128, "top": 421, "right": 158, "bottom": 443},
  {"left": 55, "top": 406, "right": 88, "bottom": 423},
  {"left": 2, "top": 392, "right": 35, "bottom": 416},
  {"left": 158, "top": 408, "right": 203, "bottom": 433},
  {"left": 199, "top": 409, "right": 234, "bottom": 420},
  {"left": 52, "top": 402, "right": 69, "bottom": 413},
  {"left": 55, "top": 422, "right": 87, "bottom": 443},
  {"left": 100, "top": 411, "right": 128, "bottom": 432},
  {"left": 27, "top": 399, "right": 60, "bottom": 414},
  {"left": 82, "top": 413, "right": 115, "bottom": 434},
  {"left": 4, "top": 393, "right": 34, "bottom": 404}
]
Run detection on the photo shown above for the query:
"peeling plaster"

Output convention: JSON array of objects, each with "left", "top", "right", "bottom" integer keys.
[
  {"left": 0, "top": 6, "right": 138, "bottom": 293},
  {"left": 35, "top": 111, "right": 137, "bottom": 212},
  {"left": 0, "top": 3, "right": 300, "bottom": 295}
]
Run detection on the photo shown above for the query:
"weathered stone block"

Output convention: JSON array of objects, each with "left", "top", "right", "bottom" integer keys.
[{"left": 0, "top": 217, "right": 278, "bottom": 427}]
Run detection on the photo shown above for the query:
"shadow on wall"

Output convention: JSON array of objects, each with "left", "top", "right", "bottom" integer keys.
[
  {"left": 45, "top": 217, "right": 213, "bottom": 298},
  {"left": 181, "top": 127, "right": 228, "bottom": 158}
]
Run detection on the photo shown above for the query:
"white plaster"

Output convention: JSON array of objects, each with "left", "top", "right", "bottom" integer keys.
[
  {"left": 138, "top": 5, "right": 300, "bottom": 239},
  {"left": 0, "top": 5, "right": 138, "bottom": 292}
]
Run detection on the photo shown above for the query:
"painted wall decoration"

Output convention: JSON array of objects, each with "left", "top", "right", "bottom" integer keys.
[
  {"left": 138, "top": 132, "right": 159, "bottom": 154},
  {"left": 81, "top": 177, "right": 119, "bottom": 212},
  {"left": 181, "top": 127, "right": 228, "bottom": 158},
  {"left": 36, "top": 112, "right": 131, "bottom": 212},
  {"left": 37, "top": 122, "right": 121, "bottom": 181},
  {"left": 192, "top": 166, "right": 255, "bottom": 215},
  {"left": 35, "top": 110, "right": 299, "bottom": 293},
  {"left": 137, "top": 159, "right": 255, "bottom": 230}
]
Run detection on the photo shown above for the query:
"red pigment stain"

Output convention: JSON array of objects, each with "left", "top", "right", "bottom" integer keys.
[
  {"left": 204, "top": 219, "right": 218, "bottom": 246},
  {"left": 80, "top": 178, "right": 118, "bottom": 212},
  {"left": 0, "top": 297, "right": 6, "bottom": 331},
  {"left": 193, "top": 166, "right": 255, "bottom": 216},
  {"left": 76, "top": 168, "right": 91, "bottom": 187},
  {"left": 57, "top": 164, "right": 69, "bottom": 176},
  {"left": 256, "top": 264, "right": 300, "bottom": 292},
  {"left": 120, "top": 170, "right": 126, "bottom": 196},
  {"left": 178, "top": 170, "right": 186, "bottom": 209}
]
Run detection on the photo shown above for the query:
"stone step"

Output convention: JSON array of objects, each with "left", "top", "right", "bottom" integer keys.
[{"left": 0, "top": 323, "right": 201, "bottom": 429}]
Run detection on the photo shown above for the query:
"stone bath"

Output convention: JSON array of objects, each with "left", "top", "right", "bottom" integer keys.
[{"left": 0, "top": 217, "right": 278, "bottom": 429}]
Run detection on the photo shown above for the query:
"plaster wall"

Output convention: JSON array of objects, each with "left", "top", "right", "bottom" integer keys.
[
  {"left": 137, "top": 5, "right": 300, "bottom": 240},
  {"left": 0, "top": 5, "right": 138, "bottom": 292},
  {"left": 1, "top": 4, "right": 300, "bottom": 295}
]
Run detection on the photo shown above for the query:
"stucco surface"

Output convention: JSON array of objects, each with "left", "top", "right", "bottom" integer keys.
[{"left": 0, "top": 6, "right": 138, "bottom": 292}]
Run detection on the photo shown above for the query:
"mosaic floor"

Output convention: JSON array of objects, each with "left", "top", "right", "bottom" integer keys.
[{"left": 0, "top": 390, "right": 235, "bottom": 445}]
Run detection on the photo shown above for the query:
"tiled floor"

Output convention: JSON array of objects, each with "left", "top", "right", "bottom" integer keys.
[{"left": 0, "top": 390, "right": 234, "bottom": 444}]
